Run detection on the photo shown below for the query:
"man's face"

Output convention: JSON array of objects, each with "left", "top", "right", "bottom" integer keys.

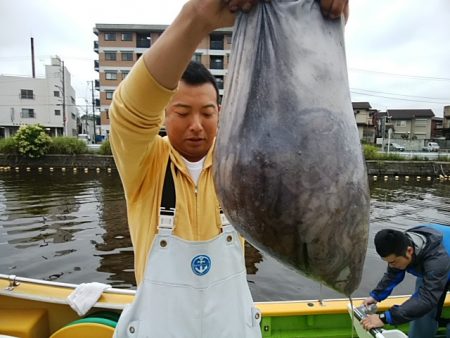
[
  {"left": 165, "top": 81, "right": 219, "bottom": 162},
  {"left": 382, "top": 246, "right": 414, "bottom": 270}
]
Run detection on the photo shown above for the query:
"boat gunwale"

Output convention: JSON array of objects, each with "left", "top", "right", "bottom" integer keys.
[{"left": 3, "top": 273, "right": 449, "bottom": 316}]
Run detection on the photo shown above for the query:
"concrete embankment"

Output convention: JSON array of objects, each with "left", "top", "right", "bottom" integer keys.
[
  {"left": 366, "top": 160, "right": 450, "bottom": 177},
  {"left": 0, "top": 154, "right": 116, "bottom": 170},
  {"left": 1, "top": 154, "right": 450, "bottom": 177}
]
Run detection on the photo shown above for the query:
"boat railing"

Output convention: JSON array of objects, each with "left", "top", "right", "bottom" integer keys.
[{"left": 0, "top": 273, "right": 136, "bottom": 295}]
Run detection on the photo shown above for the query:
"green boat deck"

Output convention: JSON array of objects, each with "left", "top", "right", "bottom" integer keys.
[{"left": 260, "top": 309, "right": 449, "bottom": 337}]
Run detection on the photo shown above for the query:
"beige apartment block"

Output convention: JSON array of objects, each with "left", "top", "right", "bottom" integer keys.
[{"left": 93, "top": 24, "right": 232, "bottom": 139}]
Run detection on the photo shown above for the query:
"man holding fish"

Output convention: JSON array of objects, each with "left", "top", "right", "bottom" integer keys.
[{"left": 110, "top": 0, "right": 349, "bottom": 336}]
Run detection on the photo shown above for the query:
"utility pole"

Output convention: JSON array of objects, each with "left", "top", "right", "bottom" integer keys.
[
  {"left": 381, "top": 116, "right": 386, "bottom": 151},
  {"left": 380, "top": 114, "right": 391, "bottom": 152},
  {"left": 62, "top": 60, "right": 66, "bottom": 136},
  {"left": 84, "top": 99, "right": 89, "bottom": 135},
  {"left": 30, "top": 37, "right": 35, "bottom": 78},
  {"left": 91, "top": 80, "right": 96, "bottom": 143}
]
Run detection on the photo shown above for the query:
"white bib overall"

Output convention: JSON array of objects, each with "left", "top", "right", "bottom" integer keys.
[{"left": 114, "top": 214, "right": 262, "bottom": 338}]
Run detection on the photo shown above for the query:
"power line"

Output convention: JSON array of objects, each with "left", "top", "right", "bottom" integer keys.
[
  {"left": 350, "top": 87, "right": 450, "bottom": 102},
  {"left": 350, "top": 90, "right": 450, "bottom": 104},
  {"left": 349, "top": 67, "right": 450, "bottom": 82}
]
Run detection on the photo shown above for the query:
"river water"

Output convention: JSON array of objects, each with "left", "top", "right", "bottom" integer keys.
[{"left": 0, "top": 170, "right": 449, "bottom": 301}]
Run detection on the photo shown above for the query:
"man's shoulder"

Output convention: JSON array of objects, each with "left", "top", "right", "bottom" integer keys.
[{"left": 407, "top": 225, "right": 443, "bottom": 242}]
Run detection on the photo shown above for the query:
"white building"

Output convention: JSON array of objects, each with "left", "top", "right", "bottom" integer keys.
[{"left": 0, "top": 57, "right": 78, "bottom": 138}]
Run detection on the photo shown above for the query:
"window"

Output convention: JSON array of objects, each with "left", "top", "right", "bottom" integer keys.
[
  {"left": 415, "top": 118, "right": 427, "bottom": 126},
  {"left": 122, "top": 71, "right": 129, "bottom": 79},
  {"left": 106, "top": 90, "right": 114, "bottom": 100},
  {"left": 71, "top": 97, "right": 75, "bottom": 104},
  {"left": 105, "top": 51, "right": 117, "bottom": 61},
  {"left": 105, "top": 109, "right": 110, "bottom": 120},
  {"left": 215, "top": 76, "right": 224, "bottom": 90},
  {"left": 20, "top": 89, "right": 34, "bottom": 99},
  {"left": 121, "top": 32, "right": 133, "bottom": 41},
  {"left": 71, "top": 113, "right": 76, "bottom": 120},
  {"left": 210, "top": 56, "right": 224, "bottom": 69},
  {"left": 55, "top": 110, "right": 61, "bottom": 116},
  {"left": 396, "top": 120, "right": 406, "bottom": 127},
  {"left": 121, "top": 52, "right": 133, "bottom": 61},
  {"left": 54, "top": 91, "right": 60, "bottom": 97},
  {"left": 192, "top": 53, "right": 202, "bottom": 63},
  {"left": 210, "top": 35, "right": 224, "bottom": 50},
  {"left": 104, "top": 32, "right": 116, "bottom": 41},
  {"left": 105, "top": 71, "right": 117, "bottom": 80},
  {"left": 136, "top": 33, "right": 151, "bottom": 48},
  {"left": 21, "top": 108, "right": 35, "bottom": 118}
]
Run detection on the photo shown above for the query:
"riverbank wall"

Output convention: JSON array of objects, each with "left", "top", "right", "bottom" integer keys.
[
  {"left": 365, "top": 160, "right": 450, "bottom": 177},
  {"left": 1, "top": 154, "right": 450, "bottom": 177},
  {"left": 0, "top": 154, "right": 116, "bottom": 170}
]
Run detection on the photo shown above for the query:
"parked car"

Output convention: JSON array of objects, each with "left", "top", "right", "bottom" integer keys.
[
  {"left": 77, "top": 134, "right": 91, "bottom": 144},
  {"left": 384, "top": 142, "right": 405, "bottom": 152},
  {"left": 422, "top": 142, "right": 440, "bottom": 152}
]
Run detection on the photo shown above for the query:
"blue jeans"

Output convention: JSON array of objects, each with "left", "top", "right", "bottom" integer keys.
[{"left": 408, "top": 278, "right": 449, "bottom": 338}]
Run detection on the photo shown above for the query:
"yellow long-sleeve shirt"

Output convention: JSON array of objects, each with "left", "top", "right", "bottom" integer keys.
[{"left": 110, "top": 58, "right": 224, "bottom": 285}]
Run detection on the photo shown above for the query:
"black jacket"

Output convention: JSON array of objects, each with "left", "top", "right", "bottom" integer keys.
[{"left": 370, "top": 225, "right": 450, "bottom": 325}]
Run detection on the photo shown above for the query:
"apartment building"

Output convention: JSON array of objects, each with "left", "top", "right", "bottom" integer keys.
[
  {"left": 93, "top": 24, "right": 233, "bottom": 139},
  {"left": 0, "top": 57, "right": 78, "bottom": 138}
]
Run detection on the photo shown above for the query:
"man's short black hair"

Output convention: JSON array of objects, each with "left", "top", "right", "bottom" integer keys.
[
  {"left": 374, "top": 229, "right": 411, "bottom": 257},
  {"left": 181, "top": 61, "right": 220, "bottom": 105}
]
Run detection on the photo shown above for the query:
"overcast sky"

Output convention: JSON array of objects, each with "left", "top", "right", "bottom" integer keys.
[{"left": 1, "top": 0, "right": 449, "bottom": 117}]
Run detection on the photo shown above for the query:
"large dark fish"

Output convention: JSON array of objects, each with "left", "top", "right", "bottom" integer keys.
[{"left": 213, "top": 0, "right": 370, "bottom": 296}]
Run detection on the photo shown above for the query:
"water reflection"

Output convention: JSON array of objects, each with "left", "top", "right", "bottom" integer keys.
[{"left": 0, "top": 170, "right": 449, "bottom": 301}]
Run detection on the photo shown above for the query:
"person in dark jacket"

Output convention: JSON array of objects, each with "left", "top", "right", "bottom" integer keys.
[{"left": 361, "top": 223, "right": 450, "bottom": 338}]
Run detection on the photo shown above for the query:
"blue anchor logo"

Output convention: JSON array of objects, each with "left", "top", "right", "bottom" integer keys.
[{"left": 191, "top": 255, "right": 211, "bottom": 276}]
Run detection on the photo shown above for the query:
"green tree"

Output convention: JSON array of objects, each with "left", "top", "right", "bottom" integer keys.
[{"left": 14, "top": 124, "right": 52, "bottom": 158}]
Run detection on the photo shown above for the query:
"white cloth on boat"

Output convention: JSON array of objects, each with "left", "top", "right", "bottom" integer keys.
[{"left": 67, "top": 282, "right": 111, "bottom": 316}]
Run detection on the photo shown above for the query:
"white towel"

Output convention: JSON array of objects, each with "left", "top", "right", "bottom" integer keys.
[{"left": 67, "top": 282, "right": 111, "bottom": 316}]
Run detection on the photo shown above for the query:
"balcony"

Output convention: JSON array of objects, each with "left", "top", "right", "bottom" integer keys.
[
  {"left": 93, "top": 41, "right": 99, "bottom": 53},
  {"left": 94, "top": 60, "right": 99, "bottom": 72}
]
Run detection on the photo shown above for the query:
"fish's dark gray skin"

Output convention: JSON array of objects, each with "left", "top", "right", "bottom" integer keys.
[{"left": 213, "top": 0, "right": 370, "bottom": 296}]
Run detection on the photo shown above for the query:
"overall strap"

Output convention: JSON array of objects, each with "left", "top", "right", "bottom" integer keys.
[
  {"left": 220, "top": 209, "right": 234, "bottom": 233},
  {"left": 159, "top": 157, "right": 176, "bottom": 235}
]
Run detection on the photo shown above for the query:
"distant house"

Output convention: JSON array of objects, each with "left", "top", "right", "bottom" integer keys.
[
  {"left": 386, "top": 109, "right": 435, "bottom": 140},
  {"left": 352, "top": 102, "right": 376, "bottom": 143}
]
